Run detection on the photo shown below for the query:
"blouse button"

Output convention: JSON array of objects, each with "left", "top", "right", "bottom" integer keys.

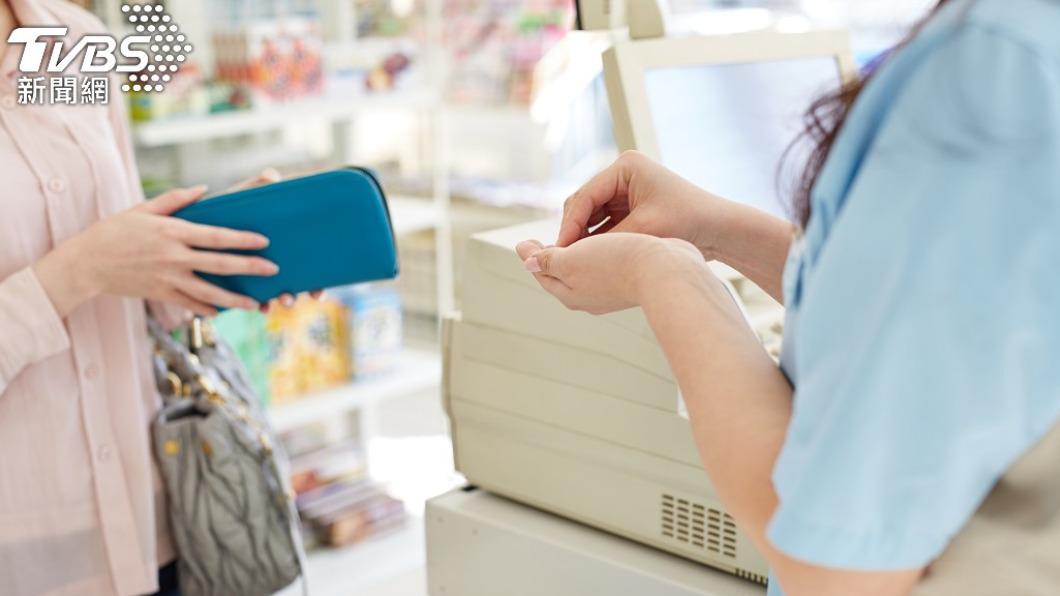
[
  {"left": 83, "top": 363, "right": 100, "bottom": 380},
  {"left": 0, "top": 95, "right": 14, "bottom": 110},
  {"left": 97, "top": 444, "right": 113, "bottom": 462},
  {"left": 48, "top": 178, "right": 66, "bottom": 193}
]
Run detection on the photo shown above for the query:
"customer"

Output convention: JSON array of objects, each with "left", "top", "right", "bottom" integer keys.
[
  {"left": 0, "top": 1, "right": 279, "bottom": 594},
  {"left": 519, "top": 0, "right": 1060, "bottom": 594}
]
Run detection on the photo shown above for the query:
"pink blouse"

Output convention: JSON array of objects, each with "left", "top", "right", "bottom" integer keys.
[{"left": 0, "top": 1, "right": 175, "bottom": 594}]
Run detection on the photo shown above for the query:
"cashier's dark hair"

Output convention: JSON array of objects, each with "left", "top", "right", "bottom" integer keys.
[{"left": 789, "top": 0, "right": 952, "bottom": 228}]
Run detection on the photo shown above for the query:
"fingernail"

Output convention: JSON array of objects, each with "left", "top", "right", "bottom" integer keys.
[
  {"left": 283, "top": 294, "right": 295, "bottom": 306},
  {"left": 245, "top": 300, "right": 259, "bottom": 310},
  {"left": 191, "top": 184, "right": 208, "bottom": 194},
  {"left": 255, "top": 234, "right": 270, "bottom": 247},
  {"left": 265, "top": 262, "right": 280, "bottom": 274},
  {"left": 523, "top": 256, "right": 541, "bottom": 273}
]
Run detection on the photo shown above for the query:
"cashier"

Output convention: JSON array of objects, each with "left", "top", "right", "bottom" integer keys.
[{"left": 518, "top": 0, "right": 1060, "bottom": 594}]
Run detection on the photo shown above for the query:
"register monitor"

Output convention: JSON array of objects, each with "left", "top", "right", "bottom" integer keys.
[{"left": 603, "top": 30, "right": 855, "bottom": 218}]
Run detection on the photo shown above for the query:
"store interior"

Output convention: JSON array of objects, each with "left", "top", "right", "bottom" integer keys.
[{"left": 67, "top": 1, "right": 935, "bottom": 594}]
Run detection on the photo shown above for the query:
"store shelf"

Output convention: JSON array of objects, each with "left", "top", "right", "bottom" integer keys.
[
  {"left": 266, "top": 347, "right": 441, "bottom": 434},
  {"left": 389, "top": 196, "right": 442, "bottom": 236},
  {"left": 275, "top": 516, "right": 426, "bottom": 596},
  {"left": 132, "top": 89, "right": 439, "bottom": 148}
]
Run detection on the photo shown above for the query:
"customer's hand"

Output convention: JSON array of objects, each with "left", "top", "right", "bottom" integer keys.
[
  {"left": 516, "top": 233, "right": 706, "bottom": 315},
  {"left": 35, "top": 185, "right": 278, "bottom": 318},
  {"left": 556, "top": 151, "right": 728, "bottom": 259}
]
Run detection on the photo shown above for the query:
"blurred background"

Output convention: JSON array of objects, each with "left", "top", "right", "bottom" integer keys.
[{"left": 70, "top": 0, "right": 934, "bottom": 594}]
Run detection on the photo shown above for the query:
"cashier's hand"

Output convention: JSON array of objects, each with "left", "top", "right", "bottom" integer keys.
[
  {"left": 516, "top": 234, "right": 703, "bottom": 315},
  {"left": 34, "top": 185, "right": 279, "bottom": 319},
  {"left": 556, "top": 151, "right": 727, "bottom": 259}
]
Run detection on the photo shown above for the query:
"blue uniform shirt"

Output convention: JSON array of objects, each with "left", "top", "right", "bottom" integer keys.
[{"left": 768, "top": 0, "right": 1060, "bottom": 592}]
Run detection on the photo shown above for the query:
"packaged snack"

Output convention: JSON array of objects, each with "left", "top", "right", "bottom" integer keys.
[
  {"left": 211, "top": 308, "right": 272, "bottom": 403},
  {"left": 332, "top": 285, "right": 403, "bottom": 378}
]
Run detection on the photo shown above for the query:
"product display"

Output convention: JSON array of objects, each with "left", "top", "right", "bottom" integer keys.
[
  {"left": 445, "top": 0, "right": 572, "bottom": 105},
  {"left": 266, "top": 296, "right": 353, "bottom": 403},
  {"left": 331, "top": 285, "right": 404, "bottom": 378},
  {"left": 214, "top": 284, "right": 405, "bottom": 405},
  {"left": 297, "top": 478, "right": 407, "bottom": 548},
  {"left": 211, "top": 308, "right": 272, "bottom": 400},
  {"left": 277, "top": 416, "right": 406, "bottom": 550},
  {"left": 214, "top": 16, "right": 325, "bottom": 102}
]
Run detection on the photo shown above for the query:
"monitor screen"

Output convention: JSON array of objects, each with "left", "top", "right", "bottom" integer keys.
[{"left": 643, "top": 57, "right": 841, "bottom": 219}]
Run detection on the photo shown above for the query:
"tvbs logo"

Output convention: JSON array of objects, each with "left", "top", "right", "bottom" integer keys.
[{"left": 6, "top": 3, "right": 192, "bottom": 106}]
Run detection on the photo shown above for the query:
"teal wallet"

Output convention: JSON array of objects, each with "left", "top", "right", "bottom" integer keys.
[{"left": 172, "top": 167, "right": 399, "bottom": 304}]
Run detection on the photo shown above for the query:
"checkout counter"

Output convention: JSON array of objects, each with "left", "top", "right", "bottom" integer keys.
[{"left": 427, "top": 487, "right": 762, "bottom": 596}]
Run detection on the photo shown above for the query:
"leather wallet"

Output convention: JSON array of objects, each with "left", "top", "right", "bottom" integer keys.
[{"left": 172, "top": 167, "right": 399, "bottom": 304}]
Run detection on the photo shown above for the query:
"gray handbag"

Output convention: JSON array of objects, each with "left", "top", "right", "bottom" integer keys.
[{"left": 149, "top": 317, "right": 308, "bottom": 596}]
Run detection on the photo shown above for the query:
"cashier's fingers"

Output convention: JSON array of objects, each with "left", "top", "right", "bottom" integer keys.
[
  {"left": 586, "top": 208, "right": 611, "bottom": 229},
  {"left": 556, "top": 157, "right": 635, "bottom": 247},
  {"left": 172, "top": 220, "right": 270, "bottom": 250},
  {"left": 190, "top": 251, "right": 280, "bottom": 277},
  {"left": 588, "top": 217, "right": 621, "bottom": 236},
  {"left": 517, "top": 240, "right": 574, "bottom": 303},
  {"left": 532, "top": 273, "right": 574, "bottom": 304},
  {"left": 181, "top": 275, "right": 259, "bottom": 311},
  {"left": 140, "top": 185, "right": 209, "bottom": 215},
  {"left": 516, "top": 239, "right": 545, "bottom": 257}
]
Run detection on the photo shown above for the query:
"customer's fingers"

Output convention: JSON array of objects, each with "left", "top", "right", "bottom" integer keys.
[
  {"left": 260, "top": 293, "right": 296, "bottom": 314},
  {"left": 190, "top": 251, "right": 279, "bottom": 277},
  {"left": 175, "top": 221, "right": 269, "bottom": 250},
  {"left": 181, "top": 275, "right": 259, "bottom": 311},
  {"left": 162, "top": 288, "right": 218, "bottom": 318},
  {"left": 229, "top": 168, "right": 282, "bottom": 191},
  {"left": 141, "top": 185, "right": 208, "bottom": 215}
]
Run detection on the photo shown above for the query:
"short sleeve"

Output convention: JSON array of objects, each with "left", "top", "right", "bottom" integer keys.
[{"left": 768, "top": 25, "right": 1060, "bottom": 569}]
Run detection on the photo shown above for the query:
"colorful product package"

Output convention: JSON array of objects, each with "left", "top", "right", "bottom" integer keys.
[
  {"left": 264, "top": 302, "right": 303, "bottom": 404},
  {"left": 295, "top": 297, "right": 352, "bottom": 394},
  {"left": 211, "top": 308, "right": 272, "bottom": 404},
  {"left": 331, "top": 285, "right": 403, "bottom": 378},
  {"left": 213, "top": 16, "right": 324, "bottom": 103},
  {"left": 265, "top": 295, "right": 352, "bottom": 403}
]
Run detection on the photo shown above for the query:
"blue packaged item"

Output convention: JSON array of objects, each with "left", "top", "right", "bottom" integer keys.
[{"left": 173, "top": 167, "right": 399, "bottom": 305}]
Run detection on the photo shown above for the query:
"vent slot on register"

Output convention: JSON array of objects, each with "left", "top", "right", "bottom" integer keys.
[
  {"left": 660, "top": 493, "right": 768, "bottom": 586},
  {"left": 661, "top": 493, "right": 737, "bottom": 557}
]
